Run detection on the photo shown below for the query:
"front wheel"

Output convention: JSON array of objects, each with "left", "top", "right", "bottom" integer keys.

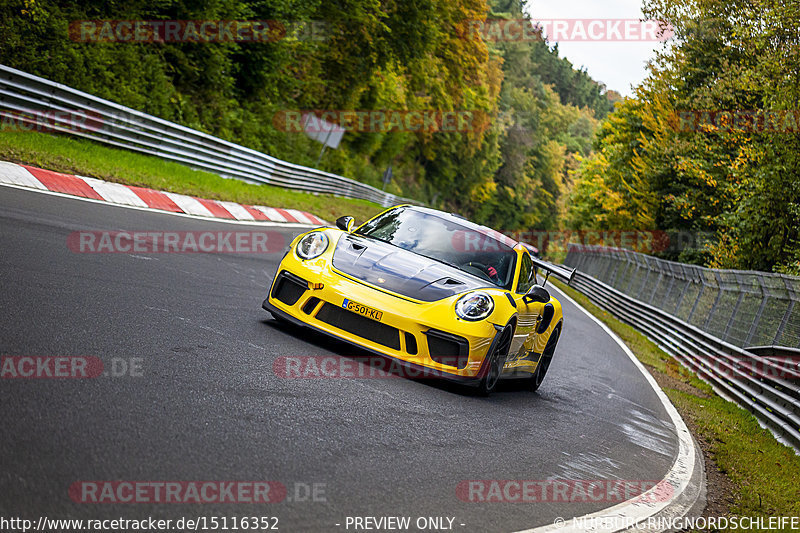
[
  {"left": 477, "top": 326, "right": 513, "bottom": 396},
  {"left": 529, "top": 326, "right": 560, "bottom": 392}
]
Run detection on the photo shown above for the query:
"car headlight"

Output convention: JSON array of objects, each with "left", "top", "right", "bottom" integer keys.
[
  {"left": 295, "top": 232, "right": 329, "bottom": 260},
  {"left": 455, "top": 291, "right": 495, "bottom": 321}
]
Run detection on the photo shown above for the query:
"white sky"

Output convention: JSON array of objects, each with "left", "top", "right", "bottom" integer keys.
[{"left": 525, "top": 0, "right": 666, "bottom": 96}]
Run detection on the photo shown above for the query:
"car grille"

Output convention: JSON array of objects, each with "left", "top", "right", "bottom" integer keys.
[
  {"left": 271, "top": 271, "right": 308, "bottom": 306},
  {"left": 424, "top": 329, "right": 470, "bottom": 369},
  {"left": 315, "top": 303, "right": 401, "bottom": 350},
  {"left": 302, "top": 297, "right": 321, "bottom": 315},
  {"left": 404, "top": 332, "right": 418, "bottom": 355}
]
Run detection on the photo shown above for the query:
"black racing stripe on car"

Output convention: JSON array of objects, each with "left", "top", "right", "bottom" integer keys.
[{"left": 331, "top": 234, "right": 492, "bottom": 302}]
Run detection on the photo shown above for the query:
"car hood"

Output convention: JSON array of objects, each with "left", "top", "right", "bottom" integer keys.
[{"left": 331, "top": 234, "right": 493, "bottom": 302}]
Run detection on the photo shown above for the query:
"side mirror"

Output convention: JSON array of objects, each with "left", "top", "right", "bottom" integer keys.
[
  {"left": 335, "top": 216, "right": 355, "bottom": 232},
  {"left": 523, "top": 285, "right": 550, "bottom": 304}
]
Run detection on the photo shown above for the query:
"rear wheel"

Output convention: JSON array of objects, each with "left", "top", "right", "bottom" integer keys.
[
  {"left": 529, "top": 326, "right": 560, "bottom": 392},
  {"left": 477, "top": 326, "right": 513, "bottom": 396}
]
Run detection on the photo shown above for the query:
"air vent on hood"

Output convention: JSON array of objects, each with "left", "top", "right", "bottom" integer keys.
[{"left": 331, "top": 235, "right": 492, "bottom": 302}]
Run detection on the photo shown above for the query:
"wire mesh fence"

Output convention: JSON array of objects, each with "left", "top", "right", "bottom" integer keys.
[{"left": 564, "top": 244, "right": 800, "bottom": 349}]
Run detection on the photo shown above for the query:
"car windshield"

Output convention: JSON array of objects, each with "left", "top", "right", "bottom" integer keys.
[{"left": 355, "top": 207, "right": 517, "bottom": 289}]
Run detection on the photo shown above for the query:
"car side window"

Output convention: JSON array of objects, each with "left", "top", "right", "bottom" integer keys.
[{"left": 516, "top": 253, "right": 535, "bottom": 294}]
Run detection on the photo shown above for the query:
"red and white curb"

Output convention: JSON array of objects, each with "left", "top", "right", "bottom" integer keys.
[{"left": 0, "top": 161, "right": 327, "bottom": 226}]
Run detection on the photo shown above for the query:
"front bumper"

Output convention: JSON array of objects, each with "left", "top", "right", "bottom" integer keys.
[
  {"left": 263, "top": 298, "right": 490, "bottom": 384},
  {"left": 264, "top": 259, "right": 503, "bottom": 380}
]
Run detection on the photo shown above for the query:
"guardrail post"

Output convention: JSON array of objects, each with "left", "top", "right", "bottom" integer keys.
[
  {"left": 722, "top": 290, "right": 746, "bottom": 345},
  {"left": 619, "top": 250, "right": 635, "bottom": 291},
  {"left": 702, "top": 272, "right": 724, "bottom": 330},
  {"left": 648, "top": 270, "right": 663, "bottom": 305},
  {"left": 673, "top": 264, "right": 691, "bottom": 315},
  {"left": 745, "top": 275, "right": 769, "bottom": 346},
  {"left": 662, "top": 273, "right": 676, "bottom": 310},
  {"left": 606, "top": 251, "right": 621, "bottom": 285},
  {"left": 638, "top": 257, "right": 652, "bottom": 297},
  {"left": 774, "top": 299, "right": 795, "bottom": 346},
  {"left": 687, "top": 277, "right": 706, "bottom": 324},
  {"left": 625, "top": 253, "right": 641, "bottom": 294}
]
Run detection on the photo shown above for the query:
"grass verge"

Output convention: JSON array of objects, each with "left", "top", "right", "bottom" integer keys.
[
  {"left": 552, "top": 278, "right": 800, "bottom": 526},
  {"left": 0, "top": 130, "right": 387, "bottom": 223}
]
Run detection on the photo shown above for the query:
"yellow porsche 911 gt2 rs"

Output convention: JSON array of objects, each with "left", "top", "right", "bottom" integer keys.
[{"left": 262, "top": 205, "right": 574, "bottom": 395}]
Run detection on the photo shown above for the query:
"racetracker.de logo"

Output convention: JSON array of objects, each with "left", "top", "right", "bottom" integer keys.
[
  {"left": 67, "top": 231, "right": 285, "bottom": 254},
  {"left": 1, "top": 356, "right": 144, "bottom": 379},
  {"left": 273, "top": 110, "right": 490, "bottom": 134},
  {"left": 274, "top": 356, "right": 445, "bottom": 379},
  {"left": 457, "top": 19, "right": 674, "bottom": 42},
  {"left": 671, "top": 110, "right": 800, "bottom": 134},
  {"left": 69, "top": 20, "right": 328, "bottom": 43},
  {"left": 69, "top": 481, "right": 287, "bottom": 504},
  {"left": 1, "top": 109, "right": 104, "bottom": 134},
  {"left": 451, "top": 230, "right": 676, "bottom": 255},
  {"left": 457, "top": 479, "right": 674, "bottom": 503},
  {"left": 1, "top": 356, "right": 104, "bottom": 379}
]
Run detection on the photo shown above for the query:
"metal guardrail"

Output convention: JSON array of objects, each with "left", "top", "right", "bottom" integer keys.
[
  {"left": 0, "top": 64, "right": 414, "bottom": 208},
  {"left": 561, "top": 267, "right": 800, "bottom": 453},
  {"left": 565, "top": 243, "right": 800, "bottom": 349}
]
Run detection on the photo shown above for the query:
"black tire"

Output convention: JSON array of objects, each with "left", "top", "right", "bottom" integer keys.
[
  {"left": 529, "top": 326, "right": 560, "bottom": 392},
  {"left": 477, "top": 326, "right": 513, "bottom": 396}
]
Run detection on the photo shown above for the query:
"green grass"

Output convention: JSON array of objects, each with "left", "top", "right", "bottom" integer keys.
[
  {"left": 0, "top": 129, "right": 387, "bottom": 224},
  {"left": 552, "top": 278, "right": 800, "bottom": 526}
]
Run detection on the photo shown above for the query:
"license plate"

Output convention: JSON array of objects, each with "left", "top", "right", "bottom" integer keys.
[{"left": 342, "top": 299, "right": 383, "bottom": 322}]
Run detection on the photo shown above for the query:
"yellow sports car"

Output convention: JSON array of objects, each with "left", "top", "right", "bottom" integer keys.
[{"left": 262, "top": 205, "right": 573, "bottom": 395}]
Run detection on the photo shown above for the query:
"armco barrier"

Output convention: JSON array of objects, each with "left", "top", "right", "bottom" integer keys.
[
  {"left": 560, "top": 266, "right": 800, "bottom": 453},
  {"left": 0, "top": 64, "right": 413, "bottom": 208},
  {"left": 565, "top": 244, "right": 800, "bottom": 349}
]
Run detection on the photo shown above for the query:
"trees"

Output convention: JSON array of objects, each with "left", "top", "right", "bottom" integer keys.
[
  {"left": 568, "top": 0, "right": 800, "bottom": 273},
  {"left": 1, "top": 0, "right": 612, "bottom": 236}
]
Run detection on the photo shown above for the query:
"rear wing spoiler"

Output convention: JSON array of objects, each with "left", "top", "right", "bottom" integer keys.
[{"left": 532, "top": 257, "right": 576, "bottom": 286}]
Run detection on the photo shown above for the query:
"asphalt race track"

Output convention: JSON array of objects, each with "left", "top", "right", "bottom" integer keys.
[{"left": 1, "top": 186, "right": 681, "bottom": 532}]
